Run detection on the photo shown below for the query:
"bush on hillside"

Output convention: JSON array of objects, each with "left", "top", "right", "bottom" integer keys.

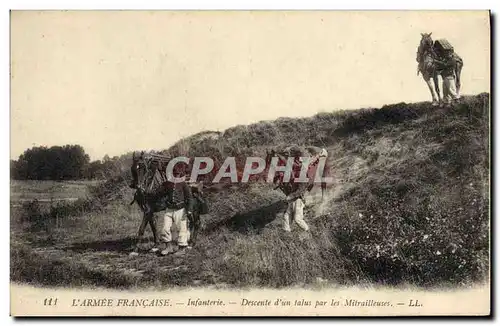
[{"left": 334, "top": 182, "right": 488, "bottom": 286}]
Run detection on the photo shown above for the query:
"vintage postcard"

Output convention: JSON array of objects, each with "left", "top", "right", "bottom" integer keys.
[{"left": 9, "top": 10, "right": 490, "bottom": 317}]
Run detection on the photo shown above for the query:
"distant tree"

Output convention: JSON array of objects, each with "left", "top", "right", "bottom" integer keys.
[{"left": 11, "top": 145, "right": 90, "bottom": 180}]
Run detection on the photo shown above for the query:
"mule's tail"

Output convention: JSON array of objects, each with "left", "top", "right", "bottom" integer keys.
[{"left": 455, "top": 59, "right": 463, "bottom": 94}]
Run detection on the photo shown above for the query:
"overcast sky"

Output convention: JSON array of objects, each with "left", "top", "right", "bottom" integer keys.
[{"left": 11, "top": 11, "right": 490, "bottom": 161}]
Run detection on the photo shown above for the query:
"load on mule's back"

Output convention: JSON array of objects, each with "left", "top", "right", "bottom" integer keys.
[
  {"left": 266, "top": 145, "right": 329, "bottom": 199},
  {"left": 434, "top": 38, "right": 454, "bottom": 55}
]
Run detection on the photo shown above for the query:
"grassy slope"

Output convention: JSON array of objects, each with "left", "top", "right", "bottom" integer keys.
[{"left": 11, "top": 94, "right": 490, "bottom": 289}]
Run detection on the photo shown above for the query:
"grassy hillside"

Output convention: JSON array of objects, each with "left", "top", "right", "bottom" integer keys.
[{"left": 11, "top": 93, "right": 490, "bottom": 289}]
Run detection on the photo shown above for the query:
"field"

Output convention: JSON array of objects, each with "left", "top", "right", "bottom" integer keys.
[
  {"left": 10, "top": 94, "right": 490, "bottom": 290},
  {"left": 10, "top": 180, "right": 99, "bottom": 203}
]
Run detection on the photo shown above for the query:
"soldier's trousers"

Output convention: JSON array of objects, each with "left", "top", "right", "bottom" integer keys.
[
  {"left": 283, "top": 198, "right": 309, "bottom": 232},
  {"left": 443, "top": 76, "right": 459, "bottom": 103},
  {"left": 160, "top": 208, "right": 190, "bottom": 246}
]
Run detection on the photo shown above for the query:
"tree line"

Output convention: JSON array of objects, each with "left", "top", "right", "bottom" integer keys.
[{"left": 10, "top": 145, "right": 131, "bottom": 180}]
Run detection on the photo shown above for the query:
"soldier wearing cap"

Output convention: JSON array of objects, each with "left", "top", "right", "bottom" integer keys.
[
  {"left": 434, "top": 39, "right": 460, "bottom": 105},
  {"left": 159, "top": 164, "right": 194, "bottom": 256}
]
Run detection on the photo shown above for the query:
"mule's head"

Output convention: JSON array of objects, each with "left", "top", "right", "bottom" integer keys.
[
  {"left": 265, "top": 149, "right": 290, "bottom": 187},
  {"left": 420, "top": 32, "right": 434, "bottom": 50},
  {"left": 130, "top": 151, "right": 148, "bottom": 190}
]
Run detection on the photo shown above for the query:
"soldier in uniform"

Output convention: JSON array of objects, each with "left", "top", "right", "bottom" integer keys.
[
  {"left": 434, "top": 39, "right": 460, "bottom": 105},
  {"left": 159, "top": 164, "right": 195, "bottom": 256},
  {"left": 437, "top": 53, "right": 460, "bottom": 104},
  {"left": 279, "top": 148, "right": 311, "bottom": 232}
]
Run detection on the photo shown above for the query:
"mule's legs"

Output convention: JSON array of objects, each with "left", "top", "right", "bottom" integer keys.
[
  {"left": 282, "top": 202, "right": 293, "bottom": 232},
  {"left": 137, "top": 215, "right": 148, "bottom": 242},
  {"left": 147, "top": 214, "right": 160, "bottom": 252},
  {"left": 188, "top": 212, "right": 201, "bottom": 247},
  {"left": 130, "top": 213, "right": 148, "bottom": 255},
  {"left": 455, "top": 63, "right": 463, "bottom": 98},
  {"left": 433, "top": 74, "right": 442, "bottom": 103},
  {"left": 424, "top": 76, "right": 439, "bottom": 105}
]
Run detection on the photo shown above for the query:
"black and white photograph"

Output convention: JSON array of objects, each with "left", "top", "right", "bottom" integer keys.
[{"left": 8, "top": 10, "right": 491, "bottom": 316}]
